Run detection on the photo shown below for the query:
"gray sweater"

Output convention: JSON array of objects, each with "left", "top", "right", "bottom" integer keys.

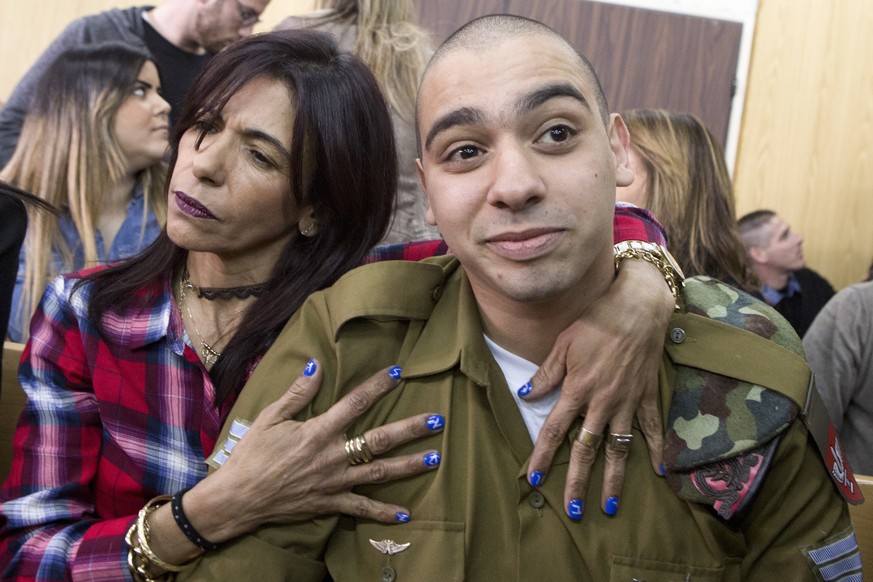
[{"left": 803, "top": 280, "right": 873, "bottom": 473}]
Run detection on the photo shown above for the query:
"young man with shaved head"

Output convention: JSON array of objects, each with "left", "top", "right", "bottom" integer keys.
[{"left": 181, "top": 15, "right": 859, "bottom": 581}]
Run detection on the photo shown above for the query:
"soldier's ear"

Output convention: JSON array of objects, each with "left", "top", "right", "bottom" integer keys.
[{"left": 609, "top": 114, "right": 634, "bottom": 187}]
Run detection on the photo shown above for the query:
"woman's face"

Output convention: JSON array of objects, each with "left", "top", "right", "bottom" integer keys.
[
  {"left": 614, "top": 143, "right": 649, "bottom": 208},
  {"left": 166, "top": 76, "right": 306, "bottom": 269},
  {"left": 113, "top": 61, "right": 170, "bottom": 174}
]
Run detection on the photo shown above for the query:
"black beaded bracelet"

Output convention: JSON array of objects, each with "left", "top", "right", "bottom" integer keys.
[{"left": 171, "top": 487, "right": 221, "bottom": 552}]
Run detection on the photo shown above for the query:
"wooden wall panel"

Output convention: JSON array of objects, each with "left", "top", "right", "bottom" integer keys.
[
  {"left": 415, "top": 0, "right": 741, "bottom": 147},
  {"left": 734, "top": 0, "right": 873, "bottom": 288}
]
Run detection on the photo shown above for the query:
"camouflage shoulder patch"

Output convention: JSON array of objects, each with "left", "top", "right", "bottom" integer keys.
[{"left": 663, "top": 277, "right": 808, "bottom": 518}]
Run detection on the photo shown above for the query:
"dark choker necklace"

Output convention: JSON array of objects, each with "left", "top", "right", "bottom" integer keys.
[{"left": 182, "top": 269, "right": 268, "bottom": 301}]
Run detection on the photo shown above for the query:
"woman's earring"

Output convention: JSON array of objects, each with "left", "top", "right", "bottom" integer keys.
[{"left": 299, "top": 220, "right": 317, "bottom": 237}]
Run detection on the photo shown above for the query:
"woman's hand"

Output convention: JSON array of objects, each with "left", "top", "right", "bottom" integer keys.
[
  {"left": 147, "top": 361, "right": 442, "bottom": 565},
  {"left": 521, "top": 260, "right": 673, "bottom": 519}
]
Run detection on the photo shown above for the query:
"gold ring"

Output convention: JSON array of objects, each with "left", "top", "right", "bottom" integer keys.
[
  {"left": 344, "top": 434, "right": 373, "bottom": 465},
  {"left": 607, "top": 432, "right": 633, "bottom": 454},
  {"left": 575, "top": 427, "right": 603, "bottom": 450}
]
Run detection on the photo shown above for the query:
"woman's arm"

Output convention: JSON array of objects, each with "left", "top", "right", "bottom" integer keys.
[
  {"left": 143, "top": 363, "right": 441, "bottom": 572},
  {"left": 0, "top": 277, "right": 439, "bottom": 580},
  {"left": 0, "top": 276, "right": 133, "bottom": 580}
]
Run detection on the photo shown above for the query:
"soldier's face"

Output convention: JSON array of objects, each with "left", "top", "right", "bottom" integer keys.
[{"left": 416, "top": 34, "right": 633, "bottom": 310}]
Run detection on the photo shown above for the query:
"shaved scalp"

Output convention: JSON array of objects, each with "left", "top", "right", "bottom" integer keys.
[{"left": 415, "top": 14, "right": 609, "bottom": 156}]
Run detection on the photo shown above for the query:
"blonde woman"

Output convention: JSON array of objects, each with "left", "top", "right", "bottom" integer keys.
[
  {"left": 616, "top": 108, "right": 758, "bottom": 292},
  {"left": 3, "top": 42, "right": 169, "bottom": 341},
  {"left": 276, "top": 0, "right": 439, "bottom": 244}
]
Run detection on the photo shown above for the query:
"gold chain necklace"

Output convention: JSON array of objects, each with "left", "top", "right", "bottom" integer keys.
[{"left": 178, "top": 275, "right": 222, "bottom": 366}]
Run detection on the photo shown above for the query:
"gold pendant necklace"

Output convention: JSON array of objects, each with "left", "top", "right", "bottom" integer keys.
[{"left": 178, "top": 275, "right": 222, "bottom": 366}]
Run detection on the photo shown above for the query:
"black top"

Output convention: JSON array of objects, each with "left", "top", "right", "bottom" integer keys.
[
  {"left": 1, "top": 193, "right": 27, "bottom": 392},
  {"left": 773, "top": 268, "right": 836, "bottom": 338},
  {"left": 142, "top": 20, "right": 211, "bottom": 129}
]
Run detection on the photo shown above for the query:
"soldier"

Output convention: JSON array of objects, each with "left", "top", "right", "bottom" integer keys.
[{"left": 182, "top": 14, "right": 860, "bottom": 580}]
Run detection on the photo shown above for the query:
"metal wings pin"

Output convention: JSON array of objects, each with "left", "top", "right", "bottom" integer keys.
[{"left": 369, "top": 539, "right": 411, "bottom": 556}]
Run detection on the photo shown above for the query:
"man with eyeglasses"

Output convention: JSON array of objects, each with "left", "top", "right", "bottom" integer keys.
[{"left": 0, "top": 0, "right": 269, "bottom": 167}]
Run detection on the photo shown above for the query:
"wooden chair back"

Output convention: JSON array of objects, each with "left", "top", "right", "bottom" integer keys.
[{"left": 0, "top": 341, "right": 27, "bottom": 483}]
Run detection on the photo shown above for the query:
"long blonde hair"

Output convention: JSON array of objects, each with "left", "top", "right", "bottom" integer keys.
[
  {"left": 622, "top": 108, "right": 757, "bottom": 291},
  {"left": 0, "top": 42, "right": 166, "bottom": 338},
  {"left": 306, "top": 0, "right": 432, "bottom": 123}
]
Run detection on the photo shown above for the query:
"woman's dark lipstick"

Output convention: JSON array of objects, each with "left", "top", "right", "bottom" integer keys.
[{"left": 175, "top": 191, "right": 215, "bottom": 219}]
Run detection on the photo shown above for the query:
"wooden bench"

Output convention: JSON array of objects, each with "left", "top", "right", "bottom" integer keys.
[{"left": 1, "top": 341, "right": 26, "bottom": 483}]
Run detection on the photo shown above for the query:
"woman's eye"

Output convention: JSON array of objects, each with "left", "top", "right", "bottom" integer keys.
[
  {"left": 132, "top": 87, "right": 146, "bottom": 97},
  {"left": 250, "top": 149, "right": 273, "bottom": 167}
]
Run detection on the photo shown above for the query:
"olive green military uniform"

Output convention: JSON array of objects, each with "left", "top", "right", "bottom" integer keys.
[{"left": 180, "top": 256, "right": 858, "bottom": 581}]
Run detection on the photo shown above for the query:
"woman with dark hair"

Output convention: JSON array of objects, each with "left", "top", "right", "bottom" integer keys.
[
  {"left": 0, "top": 30, "right": 442, "bottom": 580},
  {"left": 276, "top": 0, "right": 438, "bottom": 244}
]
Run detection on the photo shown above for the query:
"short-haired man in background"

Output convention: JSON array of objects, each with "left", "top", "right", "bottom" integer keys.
[{"left": 738, "top": 209, "right": 835, "bottom": 337}]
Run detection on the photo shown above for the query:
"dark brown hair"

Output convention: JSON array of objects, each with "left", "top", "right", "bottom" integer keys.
[{"left": 83, "top": 29, "right": 398, "bottom": 405}]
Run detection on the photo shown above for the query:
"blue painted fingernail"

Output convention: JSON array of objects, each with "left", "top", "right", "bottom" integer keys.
[
  {"left": 395, "top": 512, "right": 410, "bottom": 523},
  {"left": 529, "top": 471, "right": 543, "bottom": 487},
  {"left": 659, "top": 463, "right": 666, "bottom": 476},
  {"left": 517, "top": 381, "right": 533, "bottom": 398},
  {"left": 567, "top": 499, "right": 583, "bottom": 521},
  {"left": 388, "top": 366, "right": 402, "bottom": 380},
  {"left": 423, "top": 451, "right": 441, "bottom": 467},
  {"left": 426, "top": 414, "right": 445, "bottom": 431},
  {"left": 605, "top": 497, "right": 619, "bottom": 516},
  {"left": 303, "top": 359, "right": 317, "bottom": 377}
]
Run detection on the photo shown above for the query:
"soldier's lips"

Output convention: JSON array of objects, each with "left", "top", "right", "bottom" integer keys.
[{"left": 485, "top": 229, "right": 564, "bottom": 261}]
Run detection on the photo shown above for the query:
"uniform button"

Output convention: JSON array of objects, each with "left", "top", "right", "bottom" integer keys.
[
  {"left": 431, "top": 286, "right": 443, "bottom": 302},
  {"left": 669, "top": 327, "right": 686, "bottom": 344},
  {"left": 528, "top": 491, "right": 545, "bottom": 508},
  {"left": 381, "top": 565, "right": 397, "bottom": 582}
]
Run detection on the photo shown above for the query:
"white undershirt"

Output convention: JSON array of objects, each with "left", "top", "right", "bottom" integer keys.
[{"left": 484, "top": 335, "right": 562, "bottom": 443}]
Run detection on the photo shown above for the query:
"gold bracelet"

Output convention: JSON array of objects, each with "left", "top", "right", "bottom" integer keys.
[
  {"left": 125, "top": 495, "right": 184, "bottom": 581},
  {"left": 126, "top": 521, "right": 162, "bottom": 582},
  {"left": 614, "top": 240, "right": 685, "bottom": 311}
]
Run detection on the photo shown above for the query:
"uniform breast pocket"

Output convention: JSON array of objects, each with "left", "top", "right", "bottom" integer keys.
[
  {"left": 610, "top": 555, "right": 741, "bottom": 582},
  {"left": 326, "top": 520, "right": 465, "bottom": 582}
]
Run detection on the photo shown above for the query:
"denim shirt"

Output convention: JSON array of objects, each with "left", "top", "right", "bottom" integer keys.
[{"left": 8, "top": 183, "right": 161, "bottom": 341}]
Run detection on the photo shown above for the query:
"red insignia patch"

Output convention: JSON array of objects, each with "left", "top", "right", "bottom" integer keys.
[{"left": 826, "top": 423, "right": 864, "bottom": 504}]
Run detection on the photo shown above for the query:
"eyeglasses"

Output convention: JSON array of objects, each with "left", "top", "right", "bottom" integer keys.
[{"left": 234, "top": 0, "right": 260, "bottom": 27}]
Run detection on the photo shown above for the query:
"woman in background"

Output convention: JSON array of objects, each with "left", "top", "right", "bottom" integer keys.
[
  {"left": 276, "top": 0, "right": 439, "bottom": 244},
  {"left": 2, "top": 42, "right": 169, "bottom": 341},
  {"left": 617, "top": 108, "right": 758, "bottom": 292}
]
